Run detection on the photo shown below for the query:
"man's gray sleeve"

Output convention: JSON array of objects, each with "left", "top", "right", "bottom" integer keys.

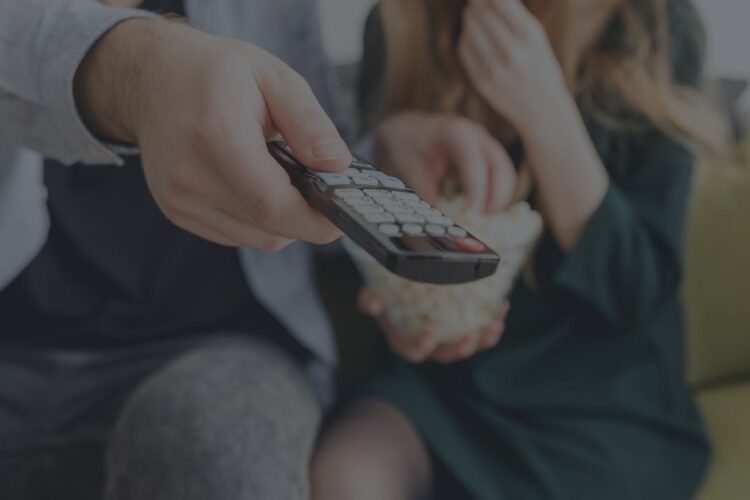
[{"left": 0, "top": 0, "right": 154, "bottom": 165}]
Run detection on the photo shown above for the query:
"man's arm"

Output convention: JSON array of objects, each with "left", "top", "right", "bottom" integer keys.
[{"left": 0, "top": 0, "right": 155, "bottom": 165}]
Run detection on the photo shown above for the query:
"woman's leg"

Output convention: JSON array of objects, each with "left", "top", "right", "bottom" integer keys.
[
  {"left": 311, "top": 398, "right": 433, "bottom": 500},
  {"left": 104, "top": 336, "right": 321, "bottom": 500}
]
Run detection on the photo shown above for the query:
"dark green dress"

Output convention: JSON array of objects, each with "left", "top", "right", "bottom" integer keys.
[{"left": 358, "top": 3, "right": 710, "bottom": 499}]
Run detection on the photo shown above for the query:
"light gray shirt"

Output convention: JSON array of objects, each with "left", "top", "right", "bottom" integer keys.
[{"left": 0, "top": 0, "right": 348, "bottom": 399}]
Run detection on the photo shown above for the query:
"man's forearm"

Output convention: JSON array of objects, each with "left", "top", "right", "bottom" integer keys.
[
  {"left": 0, "top": 0, "right": 154, "bottom": 164},
  {"left": 74, "top": 18, "right": 164, "bottom": 145}
]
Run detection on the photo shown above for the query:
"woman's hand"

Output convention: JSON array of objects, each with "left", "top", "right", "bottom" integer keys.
[
  {"left": 458, "top": 0, "right": 570, "bottom": 138},
  {"left": 358, "top": 288, "right": 510, "bottom": 364},
  {"left": 374, "top": 112, "right": 517, "bottom": 214},
  {"left": 458, "top": 0, "right": 610, "bottom": 251}
]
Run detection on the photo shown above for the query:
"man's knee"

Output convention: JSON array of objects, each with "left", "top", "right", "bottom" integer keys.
[{"left": 105, "top": 339, "right": 320, "bottom": 500}]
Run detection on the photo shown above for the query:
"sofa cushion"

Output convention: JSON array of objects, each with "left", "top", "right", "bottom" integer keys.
[
  {"left": 685, "top": 139, "right": 750, "bottom": 386},
  {"left": 695, "top": 381, "right": 750, "bottom": 500}
]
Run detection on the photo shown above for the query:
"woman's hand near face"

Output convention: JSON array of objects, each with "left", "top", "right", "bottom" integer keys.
[
  {"left": 458, "top": 0, "right": 570, "bottom": 138},
  {"left": 374, "top": 112, "right": 517, "bottom": 214},
  {"left": 359, "top": 288, "right": 510, "bottom": 364}
]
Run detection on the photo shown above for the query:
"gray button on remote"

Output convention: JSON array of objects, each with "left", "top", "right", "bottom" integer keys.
[
  {"left": 379, "top": 223, "right": 400, "bottom": 236},
  {"left": 366, "top": 213, "right": 397, "bottom": 224},
  {"left": 364, "top": 189, "right": 391, "bottom": 198},
  {"left": 448, "top": 226, "right": 468, "bottom": 238},
  {"left": 335, "top": 188, "right": 364, "bottom": 198},
  {"left": 354, "top": 204, "right": 385, "bottom": 215},
  {"left": 352, "top": 175, "right": 379, "bottom": 187},
  {"left": 402, "top": 223, "right": 424, "bottom": 235},
  {"left": 396, "top": 214, "right": 426, "bottom": 224},
  {"left": 426, "top": 215, "right": 454, "bottom": 227},
  {"left": 425, "top": 224, "right": 446, "bottom": 236},
  {"left": 317, "top": 173, "right": 350, "bottom": 186},
  {"left": 393, "top": 192, "right": 420, "bottom": 202},
  {"left": 344, "top": 197, "right": 375, "bottom": 207}
]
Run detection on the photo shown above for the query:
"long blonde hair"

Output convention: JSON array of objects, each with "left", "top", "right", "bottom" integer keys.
[{"left": 376, "top": 0, "right": 727, "bottom": 163}]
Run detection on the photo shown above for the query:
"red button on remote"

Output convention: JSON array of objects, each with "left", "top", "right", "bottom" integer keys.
[{"left": 454, "top": 237, "right": 486, "bottom": 253}]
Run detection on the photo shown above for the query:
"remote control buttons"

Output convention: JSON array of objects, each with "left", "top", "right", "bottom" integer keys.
[
  {"left": 371, "top": 173, "right": 406, "bottom": 189},
  {"left": 447, "top": 226, "right": 468, "bottom": 238},
  {"left": 317, "top": 172, "right": 350, "bottom": 186},
  {"left": 364, "top": 189, "right": 391, "bottom": 199},
  {"left": 392, "top": 192, "right": 420, "bottom": 202},
  {"left": 352, "top": 159, "right": 375, "bottom": 171},
  {"left": 366, "top": 213, "right": 397, "bottom": 224},
  {"left": 352, "top": 175, "right": 379, "bottom": 187},
  {"left": 425, "top": 224, "right": 446, "bottom": 236},
  {"left": 378, "top": 223, "right": 400, "bottom": 236},
  {"left": 454, "top": 237, "right": 487, "bottom": 253},
  {"left": 425, "top": 215, "right": 454, "bottom": 227},
  {"left": 343, "top": 197, "right": 375, "bottom": 207},
  {"left": 402, "top": 224, "right": 424, "bottom": 236},
  {"left": 354, "top": 205, "right": 385, "bottom": 215},
  {"left": 396, "top": 214, "right": 426, "bottom": 224},
  {"left": 335, "top": 188, "right": 363, "bottom": 198}
]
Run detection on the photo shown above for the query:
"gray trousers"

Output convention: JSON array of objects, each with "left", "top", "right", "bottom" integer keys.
[{"left": 0, "top": 335, "right": 321, "bottom": 500}]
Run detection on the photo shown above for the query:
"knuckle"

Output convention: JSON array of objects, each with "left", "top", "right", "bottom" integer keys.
[
  {"left": 170, "top": 165, "right": 202, "bottom": 196},
  {"left": 257, "top": 236, "right": 290, "bottom": 253},
  {"left": 250, "top": 193, "right": 283, "bottom": 226}
]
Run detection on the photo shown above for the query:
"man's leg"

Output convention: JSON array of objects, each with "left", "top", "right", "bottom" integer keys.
[{"left": 104, "top": 337, "right": 320, "bottom": 500}]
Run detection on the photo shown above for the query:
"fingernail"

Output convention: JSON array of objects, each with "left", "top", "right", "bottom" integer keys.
[{"left": 312, "top": 140, "right": 350, "bottom": 161}]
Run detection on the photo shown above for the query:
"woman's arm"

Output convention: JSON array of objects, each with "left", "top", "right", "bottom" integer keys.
[{"left": 459, "top": 0, "right": 695, "bottom": 328}]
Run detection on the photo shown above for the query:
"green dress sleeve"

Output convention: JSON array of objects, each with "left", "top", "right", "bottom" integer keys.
[{"left": 554, "top": 133, "right": 694, "bottom": 329}]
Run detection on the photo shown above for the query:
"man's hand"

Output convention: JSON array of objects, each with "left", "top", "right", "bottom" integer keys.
[
  {"left": 75, "top": 18, "right": 351, "bottom": 249},
  {"left": 374, "top": 113, "right": 516, "bottom": 214}
]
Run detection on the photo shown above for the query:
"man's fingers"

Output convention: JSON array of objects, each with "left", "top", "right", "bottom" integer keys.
[
  {"left": 216, "top": 124, "right": 343, "bottom": 244},
  {"left": 258, "top": 60, "right": 350, "bottom": 172}
]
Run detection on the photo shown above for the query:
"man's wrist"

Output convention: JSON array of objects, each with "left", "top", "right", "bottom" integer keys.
[{"left": 74, "top": 17, "right": 165, "bottom": 145}]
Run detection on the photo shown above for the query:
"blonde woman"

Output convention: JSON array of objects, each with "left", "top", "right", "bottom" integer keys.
[{"left": 313, "top": 0, "right": 724, "bottom": 498}]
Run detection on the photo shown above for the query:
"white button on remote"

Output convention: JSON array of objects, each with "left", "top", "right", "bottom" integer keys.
[
  {"left": 402, "top": 223, "right": 424, "bottom": 236},
  {"left": 393, "top": 192, "right": 420, "bottom": 202},
  {"left": 425, "top": 224, "right": 446, "bottom": 236},
  {"left": 335, "top": 188, "right": 364, "bottom": 198},
  {"left": 396, "top": 214, "right": 426, "bottom": 224},
  {"left": 374, "top": 175, "right": 406, "bottom": 189},
  {"left": 344, "top": 197, "right": 375, "bottom": 206},
  {"left": 366, "top": 213, "right": 397, "bottom": 224},
  {"left": 317, "top": 173, "right": 350, "bottom": 186},
  {"left": 354, "top": 204, "right": 385, "bottom": 215},
  {"left": 448, "top": 226, "right": 468, "bottom": 238},
  {"left": 426, "top": 215, "right": 454, "bottom": 227},
  {"left": 378, "top": 223, "right": 400, "bottom": 236},
  {"left": 364, "top": 189, "right": 391, "bottom": 198},
  {"left": 385, "top": 205, "right": 414, "bottom": 215},
  {"left": 352, "top": 175, "right": 379, "bottom": 187}
]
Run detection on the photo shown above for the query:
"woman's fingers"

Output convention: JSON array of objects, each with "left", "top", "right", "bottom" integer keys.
[
  {"left": 442, "top": 123, "right": 491, "bottom": 212},
  {"left": 431, "top": 333, "right": 481, "bottom": 364},
  {"left": 358, "top": 288, "right": 439, "bottom": 364},
  {"left": 484, "top": 139, "right": 518, "bottom": 213},
  {"left": 481, "top": 0, "right": 540, "bottom": 37}
]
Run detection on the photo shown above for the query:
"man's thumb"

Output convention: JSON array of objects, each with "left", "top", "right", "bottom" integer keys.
[{"left": 259, "top": 62, "right": 350, "bottom": 172}]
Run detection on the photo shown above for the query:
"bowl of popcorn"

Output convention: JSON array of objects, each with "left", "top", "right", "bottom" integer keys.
[{"left": 344, "top": 198, "right": 544, "bottom": 343}]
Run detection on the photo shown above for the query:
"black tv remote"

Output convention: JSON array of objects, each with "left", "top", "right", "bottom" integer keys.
[{"left": 268, "top": 140, "right": 500, "bottom": 284}]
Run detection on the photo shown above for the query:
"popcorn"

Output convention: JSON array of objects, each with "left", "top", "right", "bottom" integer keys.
[{"left": 345, "top": 199, "right": 544, "bottom": 342}]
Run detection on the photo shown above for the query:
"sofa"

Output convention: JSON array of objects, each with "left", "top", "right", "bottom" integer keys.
[{"left": 688, "top": 138, "right": 750, "bottom": 500}]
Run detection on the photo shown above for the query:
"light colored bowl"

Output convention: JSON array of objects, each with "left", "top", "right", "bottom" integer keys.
[{"left": 345, "top": 199, "right": 544, "bottom": 342}]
